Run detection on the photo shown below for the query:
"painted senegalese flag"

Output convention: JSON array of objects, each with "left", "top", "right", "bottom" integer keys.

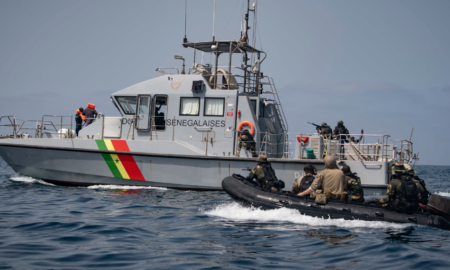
[{"left": 96, "top": 140, "right": 145, "bottom": 181}]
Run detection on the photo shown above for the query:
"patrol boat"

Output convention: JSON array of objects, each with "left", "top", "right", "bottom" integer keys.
[{"left": 0, "top": 2, "right": 418, "bottom": 194}]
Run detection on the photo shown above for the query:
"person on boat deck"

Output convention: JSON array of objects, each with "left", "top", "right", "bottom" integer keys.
[
  {"left": 297, "top": 155, "right": 346, "bottom": 200},
  {"left": 341, "top": 165, "right": 364, "bottom": 203},
  {"left": 236, "top": 129, "right": 257, "bottom": 157},
  {"left": 407, "top": 168, "right": 430, "bottom": 205},
  {"left": 291, "top": 164, "right": 317, "bottom": 194},
  {"left": 366, "top": 163, "right": 421, "bottom": 212},
  {"left": 75, "top": 107, "right": 85, "bottom": 136},
  {"left": 83, "top": 103, "right": 98, "bottom": 126},
  {"left": 333, "top": 120, "right": 350, "bottom": 142},
  {"left": 247, "top": 155, "right": 284, "bottom": 191},
  {"left": 319, "top": 123, "right": 332, "bottom": 139}
]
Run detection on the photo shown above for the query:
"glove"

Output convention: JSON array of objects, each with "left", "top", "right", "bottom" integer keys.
[{"left": 364, "top": 199, "right": 378, "bottom": 205}]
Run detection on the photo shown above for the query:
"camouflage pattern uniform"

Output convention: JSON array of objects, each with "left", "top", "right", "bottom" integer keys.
[
  {"left": 237, "top": 130, "right": 257, "bottom": 157},
  {"left": 333, "top": 121, "right": 350, "bottom": 141},
  {"left": 346, "top": 175, "right": 364, "bottom": 202},
  {"left": 377, "top": 177, "right": 421, "bottom": 211},
  {"left": 319, "top": 122, "right": 332, "bottom": 138},
  {"left": 310, "top": 169, "right": 346, "bottom": 200},
  {"left": 248, "top": 155, "right": 281, "bottom": 191},
  {"left": 408, "top": 169, "right": 430, "bottom": 205},
  {"left": 291, "top": 174, "right": 315, "bottom": 194}
]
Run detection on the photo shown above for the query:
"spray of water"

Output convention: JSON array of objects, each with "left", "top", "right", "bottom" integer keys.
[{"left": 204, "top": 202, "right": 410, "bottom": 230}]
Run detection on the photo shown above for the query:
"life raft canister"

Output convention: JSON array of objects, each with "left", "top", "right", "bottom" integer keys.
[
  {"left": 237, "top": 121, "right": 255, "bottom": 137},
  {"left": 87, "top": 103, "right": 96, "bottom": 109},
  {"left": 75, "top": 110, "right": 86, "bottom": 121}
]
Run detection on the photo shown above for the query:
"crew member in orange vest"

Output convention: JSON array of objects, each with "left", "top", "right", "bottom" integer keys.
[
  {"left": 83, "top": 103, "right": 98, "bottom": 126},
  {"left": 75, "top": 107, "right": 85, "bottom": 136}
]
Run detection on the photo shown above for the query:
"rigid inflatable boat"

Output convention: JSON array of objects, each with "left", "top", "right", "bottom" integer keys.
[{"left": 222, "top": 175, "right": 450, "bottom": 231}]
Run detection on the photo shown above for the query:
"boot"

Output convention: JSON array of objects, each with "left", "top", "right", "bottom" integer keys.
[
  {"left": 325, "top": 189, "right": 332, "bottom": 200},
  {"left": 340, "top": 192, "right": 348, "bottom": 201}
]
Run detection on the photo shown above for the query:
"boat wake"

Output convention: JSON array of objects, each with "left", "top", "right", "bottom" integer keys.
[
  {"left": 204, "top": 202, "right": 410, "bottom": 230},
  {"left": 88, "top": 184, "right": 168, "bottom": 191},
  {"left": 9, "top": 174, "right": 55, "bottom": 186},
  {"left": 435, "top": 192, "right": 450, "bottom": 198}
]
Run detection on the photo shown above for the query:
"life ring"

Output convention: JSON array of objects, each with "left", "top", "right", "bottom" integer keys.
[{"left": 237, "top": 121, "right": 255, "bottom": 137}]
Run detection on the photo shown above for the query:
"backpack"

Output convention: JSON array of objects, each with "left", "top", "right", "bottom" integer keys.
[{"left": 299, "top": 175, "right": 315, "bottom": 193}]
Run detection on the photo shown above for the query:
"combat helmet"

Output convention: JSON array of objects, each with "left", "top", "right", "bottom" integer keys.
[
  {"left": 257, "top": 154, "right": 268, "bottom": 162},
  {"left": 242, "top": 129, "right": 250, "bottom": 135},
  {"left": 324, "top": 155, "right": 337, "bottom": 169},
  {"left": 322, "top": 122, "right": 327, "bottom": 127},
  {"left": 392, "top": 162, "right": 406, "bottom": 173},
  {"left": 338, "top": 120, "right": 344, "bottom": 125}
]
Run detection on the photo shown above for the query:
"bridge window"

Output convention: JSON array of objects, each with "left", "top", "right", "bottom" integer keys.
[
  {"left": 154, "top": 96, "right": 167, "bottom": 130},
  {"left": 116, "top": 96, "right": 137, "bottom": 115},
  {"left": 204, "top": 98, "right": 224, "bottom": 116},
  {"left": 180, "top": 97, "right": 200, "bottom": 116}
]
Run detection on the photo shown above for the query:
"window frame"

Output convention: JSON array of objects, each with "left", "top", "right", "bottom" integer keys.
[
  {"left": 153, "top": 95, "right": 168, "bottom": 131},
  {"left": 179, "top": 97, "right": 201, "bottom": 116},
  {"left": 115, "top": 96, "right": 138, "bottom": 115},
  {"left": 203, "top": 97, "right": 225, "bottom": 117}
]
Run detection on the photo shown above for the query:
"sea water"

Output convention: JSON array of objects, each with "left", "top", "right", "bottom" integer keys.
[{"left": 0, "top": 157, "right": 449, "bottom": 269}]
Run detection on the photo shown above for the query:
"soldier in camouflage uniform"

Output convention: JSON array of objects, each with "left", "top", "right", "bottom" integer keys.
[
  {"left": 291, "top": 164, "right": 317, "bottom": 194},
  {"left": 319, "top": 122, "right": 332, "bottom": 139},
  {"left": 333, "top": 120, "right": 350, "bottom": 141},
  {"left": 341, "top": 165, "right": 364, "bottom": 202},
  {"left": 408, "top": 168, "right": 430, "bottom": 205},
  {"left": 247, "top": 155, "right": 284, "bottom": 191},
  {"left": 367, "top": 164, "right": 421, "bottom": 211},
  {"left": 236, "top": 129, "right": 257, "bottom": 157}
]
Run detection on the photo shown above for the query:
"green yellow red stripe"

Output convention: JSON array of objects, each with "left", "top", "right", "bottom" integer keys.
[{"left": 96, "top": 140, "right": 145, "bottom": 181}]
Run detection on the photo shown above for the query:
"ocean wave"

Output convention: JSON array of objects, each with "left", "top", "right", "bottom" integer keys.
[
  {"left": 9, "top": 175, "right": 55, "bottom": 186},
  {"left": 204, "top": 202, "right": 409, "bottom": 230},
  {"left": 87, "top": 185, "right": 168, "bottom": 190}
]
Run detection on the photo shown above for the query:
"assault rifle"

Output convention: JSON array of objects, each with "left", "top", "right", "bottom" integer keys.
[{"left": 307, "top": 122, "right": 322, "bottom": 131}]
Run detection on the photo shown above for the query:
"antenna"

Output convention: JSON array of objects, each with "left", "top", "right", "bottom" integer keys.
[
  {"left": 183, "top": 0, "right": 188, "bottom": 47},
  {"left": 212, "top": 0, "right": 216, "bottom": 41}
]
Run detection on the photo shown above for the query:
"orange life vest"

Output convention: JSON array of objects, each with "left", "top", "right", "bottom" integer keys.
[
  {"left": 76, "top": 110, "right": 87, "bottom": 121},
  {"left": 87, "top": 103, "right": 96, "bottom": 109}
]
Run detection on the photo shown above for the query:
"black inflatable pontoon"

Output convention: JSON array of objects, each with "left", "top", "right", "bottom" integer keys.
[{"left": 222, "top": 175, "right": 450, "bottom": 231}]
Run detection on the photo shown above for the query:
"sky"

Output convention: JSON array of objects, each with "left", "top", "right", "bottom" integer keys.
[{"left": 0, "top": 0, "right": 449, "bottom": 165}]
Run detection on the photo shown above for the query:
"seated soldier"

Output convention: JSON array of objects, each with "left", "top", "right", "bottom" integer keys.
[
  {"left": 236, "top": 129, "right": 257, "bottom": 157},
  {"left": 297, "top": 156, "right": 346, "bottom": 200},
  {"left": 291, "top": 165, "right": 317, "bottom": 194},
  {"left": 407, "top": 168, "right": 430, "bottom": 205},
  {"left": 366, "top": 163, "right": 421, "bottom": 212},
  {"left": 247, "top": 155, "right": 284, "bottom": 191},
  {"left": 341, "top": 165, "right": 364, "bottom": 203}
]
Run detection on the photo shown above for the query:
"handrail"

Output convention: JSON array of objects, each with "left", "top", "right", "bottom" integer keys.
[{"left": 155, "top": 67, "right": 180, "bottom": 75}]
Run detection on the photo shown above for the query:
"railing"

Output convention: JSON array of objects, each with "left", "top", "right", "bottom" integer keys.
[
  {"left": 0, "top": 116, "right": 18, "bottom": 138},
  {"left": 156, "top": 67, "right": 179, "bottom": 75},
  {"left": 319, "top": 134, "right": 392, "bottom": 164}
]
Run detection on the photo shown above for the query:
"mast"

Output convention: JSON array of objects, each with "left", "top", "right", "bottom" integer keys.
[{"left": 243, "top": 0, "right": 250, "bottom": 92}]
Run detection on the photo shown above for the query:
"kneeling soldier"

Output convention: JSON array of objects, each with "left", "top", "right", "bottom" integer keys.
[{"left": 247, "top": 155, "right": 284, "bottom": 191}]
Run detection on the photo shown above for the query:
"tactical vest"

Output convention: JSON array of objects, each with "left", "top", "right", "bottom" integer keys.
[
  {"left": 242, "top": 133, "right": 255, "bottom": 146},
  {"left": 397, "top": 175, "right": 419, "bottom": 209},
  {"left": 258, "top": 162, "right": 277, "bottom": 184},
  {"left": 299, "top": 175, "right": 315, "bottom": 193},
  {"left": 414, "top": 176, "right": 430, "bottom": 203}
]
